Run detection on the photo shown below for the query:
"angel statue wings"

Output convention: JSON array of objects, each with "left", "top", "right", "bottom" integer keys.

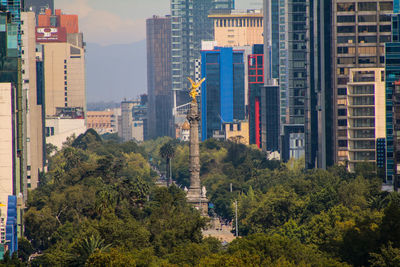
[{"left": 187, "top": 77, "right": 205, "bottom": 103}]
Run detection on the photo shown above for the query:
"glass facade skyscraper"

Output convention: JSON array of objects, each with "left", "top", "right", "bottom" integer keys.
[
  {"left": 170, "top": 0, "right": 234, "bottom": 108},
  {"left": 277, "top": 0, "right": 308, "bottom": 161},
  {"left": 201, "top": 47, "right": 245, "bottom": 140},
  {"left": 0, "top": 0, "right": 26, "bottom": 239},
  {"left": 385, "top": 11, "right": 400, "bottom": 187},
  {"left": 146, "top": 16, "right": 174, "bottom": 139}
]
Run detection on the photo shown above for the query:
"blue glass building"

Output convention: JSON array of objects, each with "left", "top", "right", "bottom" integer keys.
[
  {"left": 5, "top": 196, "right": 17, "bottom": 255},
  {"left": 385, "top": 11, "right": 400, "bottom": 187},
  {"left": 201, "top": 47, "right": 245, "bottom": 140}
]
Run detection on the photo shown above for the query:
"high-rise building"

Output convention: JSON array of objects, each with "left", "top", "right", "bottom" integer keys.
[
  {"left": 36, "top": 10, "right": 85, "bottom": 114},
  {"left": 118, "top": 96, "right": 148, "bottom": 142},
  {"left": 333, "top": 0, "right": 393, "bottom": 165},
  {"left": 264, "top": 0, "right": 333, "bottom": 168},
  {"left": 146, "top": 16, "right": 174, "bottom": 139},
  {"left": 36, "top": 9, "right": 87, "bottom": 148},
  {"left": 170, "top": 0, "right": 234, "bottom": 108},
  {"left": 346, "top": 68, "right": 386, "bottom": 172},
  {"left": 248, "top": 44, "right": 279, "bottom": 152},
  {"left": 209, "top": 9, "right": 263, "bottom": 47},
  {"left": 21, "top": 11, "right": 45, "bottom": 190},
  {"left": 200, "top": 47, "right": 245, "bottom": 140},
  {"left": 0, "top": 1, "right": 25, "bottom": 243},
  {"left": 277, "top": 0, "right": 308, "bottom": 161},
  {"left": 306, "top": 1, "right": 334, "bottom": 169},
  {"left": 385, "top": 10, "right": 400, "bottom": 187},
  {"left": 24, "top": 0, "right": 53, "bottom": 15}
]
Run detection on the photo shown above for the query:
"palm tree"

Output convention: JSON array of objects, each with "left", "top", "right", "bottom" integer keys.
[
  {"left": 159, "top": 143, "right": 175, "bottom": 186},
  {"left": 71, "top": 234, "right": 111, "bottom": 266}
]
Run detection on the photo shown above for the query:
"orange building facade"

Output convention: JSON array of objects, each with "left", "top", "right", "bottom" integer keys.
[{"left": 38, "top": 9, "right": 79, "bottom": 34}]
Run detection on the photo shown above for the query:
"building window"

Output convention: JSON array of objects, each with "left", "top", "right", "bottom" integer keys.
[
  {"left": 338, "top": 88, "right": 347, "bottom": 95},
  {"left": 338, "top": 109, "right": 347, "bottom": 116},
  {"left": 379, "top": 25, "right": 391, "bottom": 33},
  {"left": 358, "top": 15, "right": 376, "bottom": 23},
  {"left": 337, "top": 15, "right": 355, "bottom": 23},
  {"left": 358, "top": 2, "right": 377, "bottom": 11},
  {"left": 379, "top": 2, "right": 393, "bottom": 11},
  {"left": 338, "top": 119, "right": 347, "bottom": 126},
  {"left": 358, "top": 36, "right": 377, "bottom": 43},
  {"left": 338, "top": 140, "right": 348, "bottom": 147},
  {"left": 358, "top": 25, "right": 377, "bottom": 33},
  {"left": 337, "top": 3, "right": 355, "bottom": 12},
  {"left": 337, "top": 26, "right": 355, "bottom": 33}
]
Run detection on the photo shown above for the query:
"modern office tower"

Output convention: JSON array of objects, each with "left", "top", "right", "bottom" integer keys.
[
  {"left": 36, "top": 9, "right": 85, "bottom": 116},
  {"left": 36, "top": 9, "right": 87, "bottom": 148},
  {"left": 249, "top": 50, "right": 265, "bottom": 148},
  {"left": 119, "top": 101, "right": 135, "bottom": 142},
  {"left": 24, "top": 0, "right": 53, "bottom": 14},
  {"left": 385, "top": 11, "right": 400, "bottom": 187},
  {"left": 0, "top": 2, "right": 25, "bottom": 245},
  {"left": 262, "top": 84, "right": 280, "bottom": 151},
  {"left": 277, "top": 0, "right": 308, "bottom": 161},
  {"left": 306, "top": 1, "right": 334, "bottom": 169},
  {"left": 333, "top": 0, "right": 393, "bottom": 165},
  {"left": 118, "top": 96, "right": 148, "bottom": 142},
  {"left": 170, "top": 0, "right": 234, "bottom": 109},
  {"left": 345, "top": 68, "right": 386, "bottom": 172},
  {"left": 21, "top": 12, "right": 45, "bottom": 190},
  {"left": 263, "top": 0, "right": 279, "bottom": 82},
  {"left": 264, "top": 0, "right": 333, "bottom": 167},
  {"left": 200, "top": 47, "right": 245, "bottom": 140},
  {"left": 146, "top": 16, "right": 174, "bottom": 139},
  {"left": 209, "top": 9, "right": 263, "bottom": 47}
]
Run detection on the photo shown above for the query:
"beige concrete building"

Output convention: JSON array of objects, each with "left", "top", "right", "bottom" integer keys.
[
  {"left": 346, "top": 68, "right": 385, "bottom": 171},
  {"left": 333, "top": 0, "right": 393, "bottom": 164},
  {"left": 0, "top": 83, "right": 14, "bottom": 218},
  {"left": 209, "top": 10, "right": 263, "bottom": 47},
  {"left": 225, "top": 121, "right": 250, "bottom": 145},
  {"left": 42, "top": 42, "right": 86, "bottom": 117},
  {"left": 46, "top": 118, "right": 86, "bottom": 149},
  {"left": 87, "top": 110, "right": 118, "bottom": 135},
  {"left": 21, "top": 12, "right": 45, "bottom": 189}
]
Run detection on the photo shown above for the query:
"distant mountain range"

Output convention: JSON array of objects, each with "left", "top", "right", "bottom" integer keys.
[{"left": 85, "top": 40, "right": 147, "bottom": 103}]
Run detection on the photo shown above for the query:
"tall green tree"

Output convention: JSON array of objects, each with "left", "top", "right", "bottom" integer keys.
[{"left": 159, "top": 142, "right": 176, "bottom": 185}]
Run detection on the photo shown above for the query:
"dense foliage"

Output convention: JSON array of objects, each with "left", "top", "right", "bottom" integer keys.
[{"left": 7, "top": 133, "right": 400, "bottom": 266}]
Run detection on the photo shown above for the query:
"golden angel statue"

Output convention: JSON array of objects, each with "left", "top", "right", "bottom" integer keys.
[{"left": 187, "top": 77, "right": 205, "bottom": 103}]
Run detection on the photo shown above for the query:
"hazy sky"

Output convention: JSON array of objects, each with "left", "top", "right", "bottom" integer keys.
[{"left": 56, "top": 0, "right": 262, "bottom": 45}]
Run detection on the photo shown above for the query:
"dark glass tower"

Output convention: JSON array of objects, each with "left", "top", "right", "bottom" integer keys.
[
  {"left": 146, "top": 16, "right": 174, "bottom": 139},
  {"left": 306, "top": 1, "right": 333, "bottom": 169}
]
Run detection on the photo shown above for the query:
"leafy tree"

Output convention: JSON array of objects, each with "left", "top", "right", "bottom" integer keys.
[
  {"left": 380, "top": 194, "right": 400, "bottom": 247},
  {"left": 85, "top": 248, "right": 137, "bottom": 267},
  {"left": 369, "top": 242, "right": 400, "bottom": 267},
  {"left": 159, "top": 142, "right": 176, "bottom": 185}
]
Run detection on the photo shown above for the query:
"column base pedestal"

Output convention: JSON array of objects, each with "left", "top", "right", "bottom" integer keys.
[{"left": 187, "top": 187, "right": 208, "bottom": 216}]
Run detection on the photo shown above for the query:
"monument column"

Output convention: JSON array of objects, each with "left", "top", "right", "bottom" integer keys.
[{"left": 186, "top": 78, "right": 208, "bottom": 215}]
